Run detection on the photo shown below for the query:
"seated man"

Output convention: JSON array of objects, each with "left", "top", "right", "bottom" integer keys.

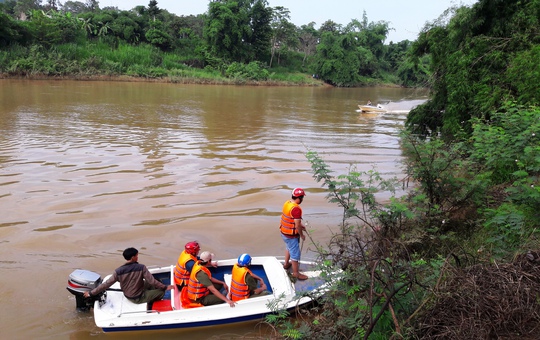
[
  {"left": 83, "top": 247, "right": 174, "bottom": 309},
  {"left": 229, "top": 253, "right": 269, "bottom": 301},
  {"left": 173, "top": 241, "right": 200, "bottom": 289},
  {"left": 187, "top": 251, "right": 235, "bottom": 307}
]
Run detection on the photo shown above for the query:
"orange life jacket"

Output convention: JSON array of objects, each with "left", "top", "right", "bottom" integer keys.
[
  {"left": 230, "top": 264, "right": 253, "bottom": 301},
  {"left": 280, "top": 200, "right": 302, "bottom": 236},
  {"left": 174, "top": 250, "right": 197, "bottom": 286},
  {"left": 187, "top": 262, "right": 211, "bottom": 301}
]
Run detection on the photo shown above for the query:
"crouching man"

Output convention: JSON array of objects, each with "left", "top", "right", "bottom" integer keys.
[{"left": 83, "top": 247, "right": 173, "bottom": 310}]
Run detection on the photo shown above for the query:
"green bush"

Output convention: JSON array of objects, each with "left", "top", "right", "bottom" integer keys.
[
  {"left": 147, "top": 67, "right": 167, "bottom": 78},
  {"left": 302, "top": 150, "right": 423, "bottom": 339},
  {"left": 401, "top": 131, "right": 485, "bottom": 220},
  {"left": 470, "top": 104, "right": 540, "bottom": 257},
  {"left": 101, "top": 59, "right": 122, "bottom": 75},
  {"left": 55, "top": 42, "right": 91, "bottom": 61},
  {"left": 470, "top": 104, "right": 539, "bottom": 185},
  {"left": 225, "top": 61, "right": 269, "bottom": 80},
  {"left": 126, "top": 64, "right": 147, "bottom": 77}
]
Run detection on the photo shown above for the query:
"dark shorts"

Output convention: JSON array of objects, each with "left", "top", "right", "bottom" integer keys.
[{"left": 198, "top": 283, "right": 225, "bottom": 306}]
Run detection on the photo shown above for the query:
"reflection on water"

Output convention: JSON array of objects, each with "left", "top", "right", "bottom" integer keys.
[{"left": 0, "top": 79, "right": 428, "bottom": 338}]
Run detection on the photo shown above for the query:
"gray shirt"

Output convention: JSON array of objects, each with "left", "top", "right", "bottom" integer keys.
[{"left": 90, "top": 262, "right": 167, "bottom": 298}]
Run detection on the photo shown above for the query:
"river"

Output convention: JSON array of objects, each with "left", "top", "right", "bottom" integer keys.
[{"left": 0, "top": 79, "right": 428, "bottom": 339}]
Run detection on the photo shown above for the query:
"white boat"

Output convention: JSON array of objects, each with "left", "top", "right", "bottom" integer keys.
[
  {"left": 358, "top": 104, "right": 386, "bottom": 113},
  {"left": 67, "top": 256, "right": 335, "bottom": 332}
]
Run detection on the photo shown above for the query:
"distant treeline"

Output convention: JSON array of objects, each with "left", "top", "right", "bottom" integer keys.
[{"left": 0, "top": 0, "right": 429, "bottom": 86}]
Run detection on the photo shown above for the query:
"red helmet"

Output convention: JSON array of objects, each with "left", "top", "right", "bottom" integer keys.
[
  {"left": 291, "top": 188, "right": 306, "bottom": 197},
  {"left": 184, "top": 241, "right": 200, "bottom": 255}
]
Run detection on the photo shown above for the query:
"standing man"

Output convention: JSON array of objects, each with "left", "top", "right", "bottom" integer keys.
[
  {"left": 279, "top": 187, "right": 308, "bottom": 280},
  {"left": 174, "top": 241, "right": 200, "bottom": 289},
  {"left": 83, "top": 247, "right": 174, "bottom": 310},
  {"left": 187, "top": 251, "right": 236, "bottom": 307}
]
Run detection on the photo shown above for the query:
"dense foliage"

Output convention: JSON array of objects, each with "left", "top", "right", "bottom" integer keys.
[
  {"left": 204, "top": 0, "right": 272, "bottom": 64},
  {"left": 0, "top": 0, "right": 425, "bottom": 86},
  {"left": 406, "top": 0, "right": 540, "bottom": 139},
  {"left": 281, "top": 102, "right": 538, "bottom": 339},
  {"left": 309, "top": 14, "right": 390, "bottom": 86},
  {"left": 263, "top": 1, "right": 539, "bottom": 338}
]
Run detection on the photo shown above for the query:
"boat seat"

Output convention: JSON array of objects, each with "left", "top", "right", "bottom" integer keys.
[
  {"left": 152, "top": 299, "right": 173, "bottom": 312},
  {"left": 180, "top": 287, "right": 203, "bottom": 309}
]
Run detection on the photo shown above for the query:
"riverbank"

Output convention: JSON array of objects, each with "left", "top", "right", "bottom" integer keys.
[
  {"left": 0, "top": 72, "right": 329, "bottom": 86},
  {"left": 0, "top": 73, "right": 406, "bottom": 88}
]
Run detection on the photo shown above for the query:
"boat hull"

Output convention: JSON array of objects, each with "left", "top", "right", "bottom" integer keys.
[
  {"left": 90, "top": 256, "right": 330, "bottom": 332},
  {"left": 102, "top": 310, "right": 269, "bottom": 332},
  {"left": 358, "top": 105, "right": 386, "bottom": 113}
]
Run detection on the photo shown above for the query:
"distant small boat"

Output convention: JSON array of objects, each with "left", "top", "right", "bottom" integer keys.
[{"left": 358, "top": 105, "right": 386, "bottom": 113}]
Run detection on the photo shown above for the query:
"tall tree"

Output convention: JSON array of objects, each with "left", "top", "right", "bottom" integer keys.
[
  {"left": 319, "top": 19, "right": 341, "bottom": 34},
  {"left": 312, "top": 14, "right": 389, "bottom": 86},
  {"left": 346, "top": 12, "right": 389, "bottom": 60},
  {"left": 406, "top": 0, "right": 540, "bottom": 139},
  {"left": 146, "top": 19, "right": 172, "bottom": 51},
  {"left": 311, "top": 29, "right": 362, "bottom": 86},
  {"left": 43, "top": 0, "right": 58, "bottom": 11},
  {"left": 249, "top": 0, "right": 272, "bottom": 62},
  {"left": 204, "top": 0, "right": 272, "bottom": 63},
  {"left": 148, "top": 0, "right": 160, "bottom": 21},
  {"left": 85, "top": 0, "right": 99, "bottom": 12},
  {"left": 268, "top": 6, "right": 295, "bottom": 67},
  {"left": 344, "top": 13, "right": 389, "bottom": 76},
  {"left": 25, "top": 9, "right": 63, "bottom": 47},
  {"left": 297, "top": 22, "right": 318, "bottom": 67},
  {"left": 62, "top": 1, "right": 88, "bottom": 15},
  {"left": 204, "top": 0, "right": 247, "bottom": 62}
]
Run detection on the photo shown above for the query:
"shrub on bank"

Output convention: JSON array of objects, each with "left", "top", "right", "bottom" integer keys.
[
  {"left": 0, "top": 41, "right": 324, "bottom": 86},
  {"left": 266, "top": 105, "right": 539, "bottom": 339}
]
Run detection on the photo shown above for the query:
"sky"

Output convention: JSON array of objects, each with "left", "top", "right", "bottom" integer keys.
[{"left": 100, "top": 0, "right": 478, "bottom": 43}]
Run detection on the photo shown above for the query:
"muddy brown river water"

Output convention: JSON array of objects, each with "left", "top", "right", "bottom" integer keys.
[{"left": 0, "top": 79, "right": 428, "bottom": 339}]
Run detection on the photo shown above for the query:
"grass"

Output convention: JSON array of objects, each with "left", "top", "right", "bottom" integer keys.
[{"left": 0, "top": 41, "right": 327, "bottom": 86}]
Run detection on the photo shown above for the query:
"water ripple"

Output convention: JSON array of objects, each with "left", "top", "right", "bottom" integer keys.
[{"left": 0, "top": 83, "right": 425, "bottom": 237}]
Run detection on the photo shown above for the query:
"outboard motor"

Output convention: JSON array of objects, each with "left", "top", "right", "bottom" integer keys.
[{"left": 66, "top": 269, "right": 105, "bottom": 311}]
